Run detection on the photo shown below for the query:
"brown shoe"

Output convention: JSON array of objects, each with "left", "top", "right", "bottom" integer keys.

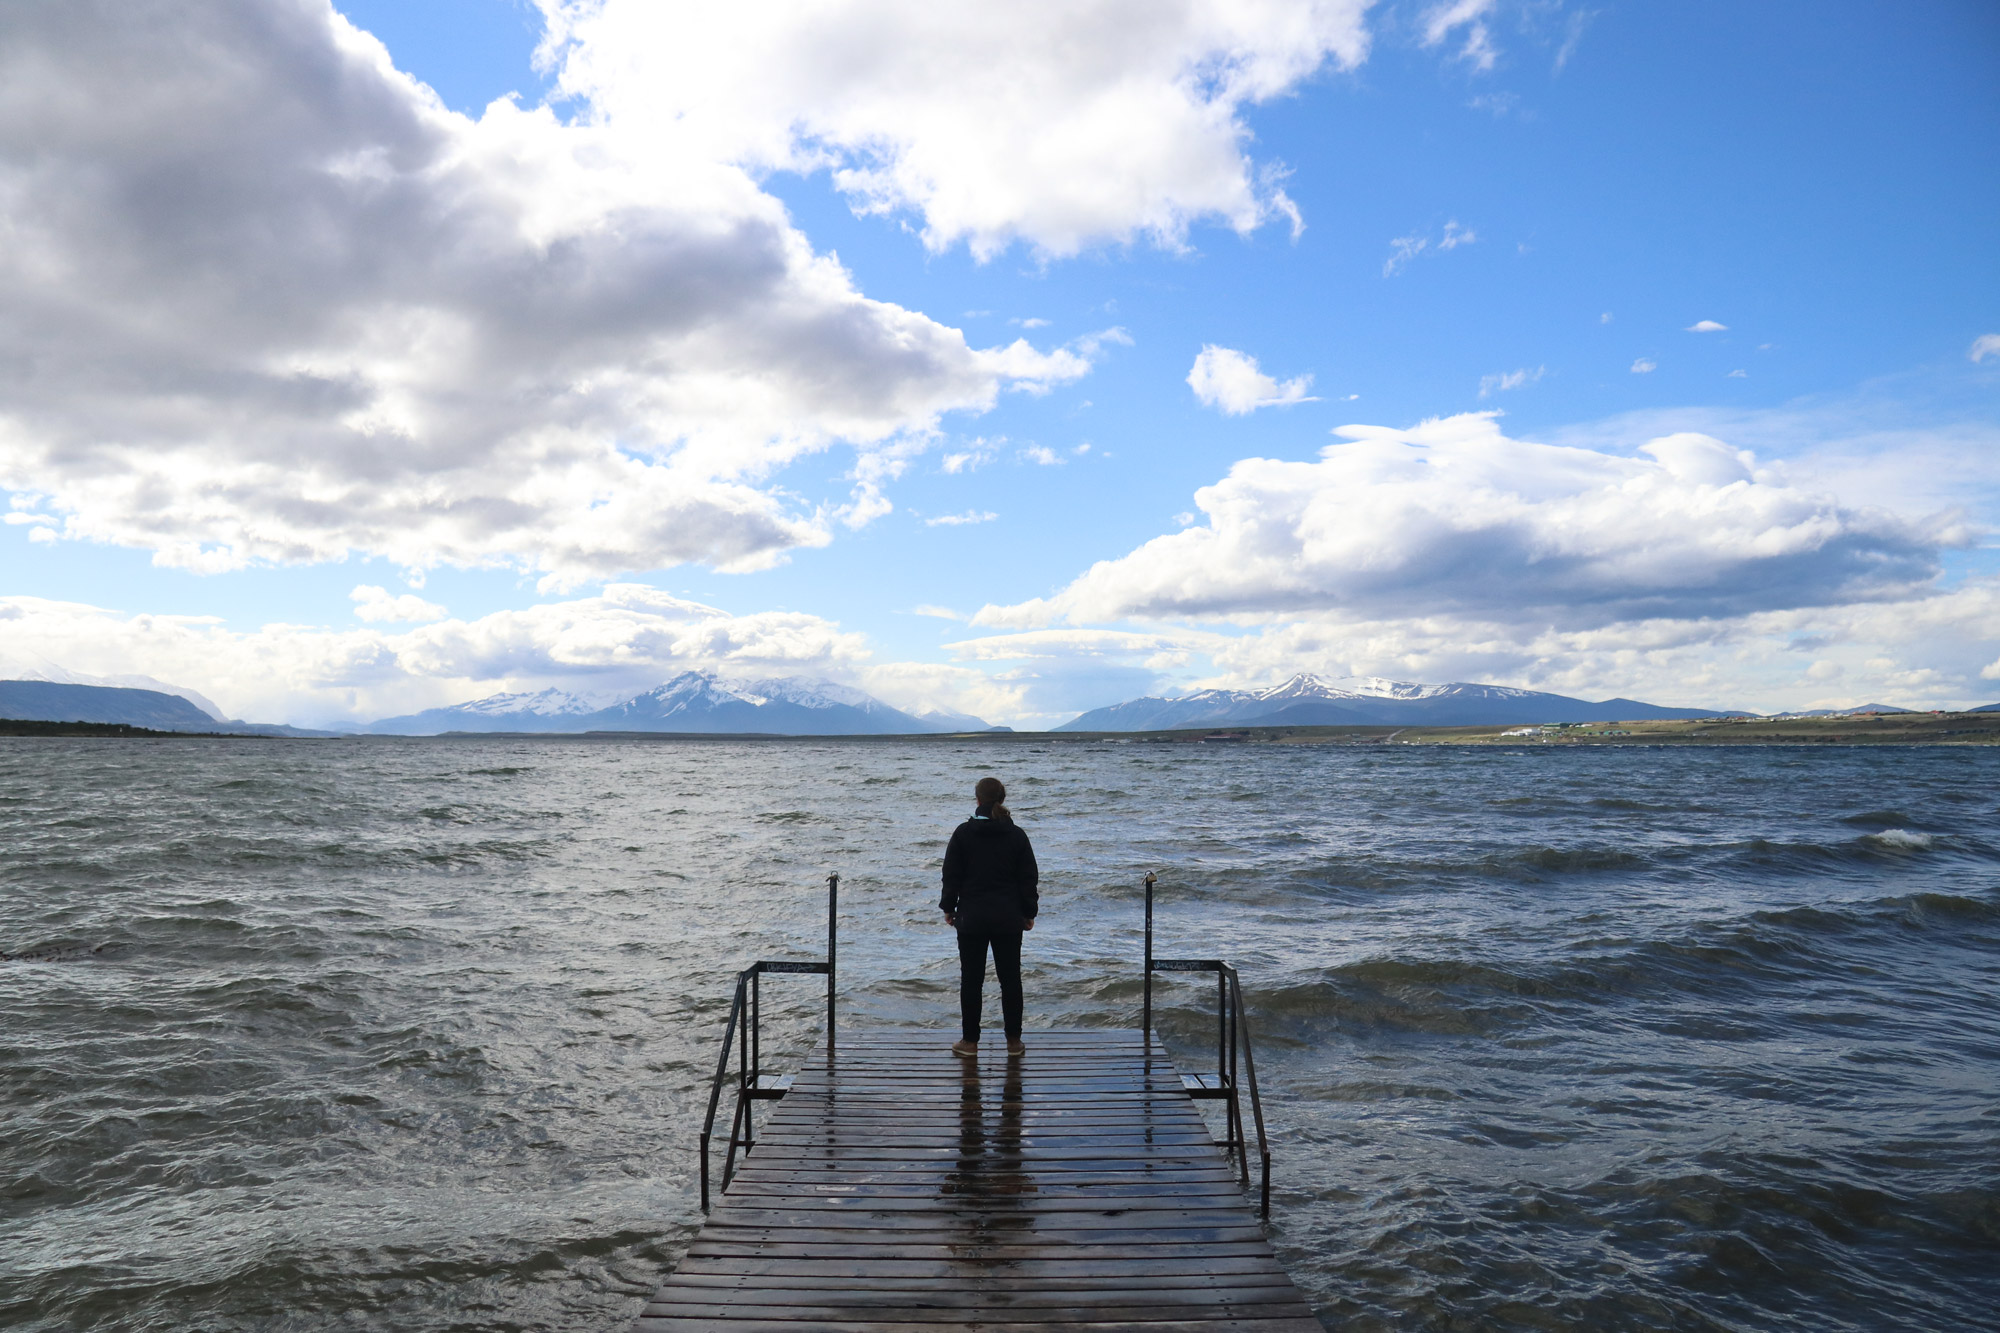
[
  {"left": 951, "top": 1039, "right": 978, "bottom": 1056},
  {"left": 1006, "top": 1038, "right": 1025, "bottom": 1055}
]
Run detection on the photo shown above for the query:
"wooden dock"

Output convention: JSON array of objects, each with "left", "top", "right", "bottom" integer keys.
[{"left": 635, "top": 1028, "right": 1319, "bottom": 1331}]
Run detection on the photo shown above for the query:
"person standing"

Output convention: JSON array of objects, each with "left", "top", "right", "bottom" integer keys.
[{"left": 940, "top": 776, "right": 1039, "bottom": 1055}]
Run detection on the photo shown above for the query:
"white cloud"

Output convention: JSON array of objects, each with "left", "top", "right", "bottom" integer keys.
[
  {"left": 911, "top": 604, "right": 962, "bottom": 620},
  {"left": 976, "top": 412, "right": 1953, "bottom": 631},
  {"left": 1686, "top": 320, "right": 1729, "bottom": 333},
  {"left": 1478, "top": 365, "right": 1545, "bottom": 398},
  {"left": 1727, "top": 369, "right": 1747, "bottom": 378},
  {"left": 3, "top": 582, "right": 1150, "bottom": 728},
  {"left": 1383, "top": 220, "right": 1476, "bottom": 276},
  {"left": 350, "top": 584, "right": 448, "bottom": 623},
  {"left": 925, "top": 510, "right": 997, "bottom": 526},
  {"left": 952, "top": 387, "right": 2000, "bottom": 717},
  {"left": 948, "top": 626, "right": 1214, "bottom": 664},
  {"left": 1020, "top": 445, "right": 1064, "bottom": 466},
  {"left": 1187, "top": 346, "right": 1317, "bottom": 415},
  {"left": 1547, "top": 389, "right": 2000, "bottom": 530},
  {"left": 952, "top": 579, "right": 2000, "bottom": 715},
  {"left": 0, "top": 584, "right": 879, "bottom": 726},
  {"left": 851, "top": 658, "right": 1041, "bottom": 729},
  {"left": 940, "top": 442, "right": 999, "bottom": 474},
  {"left": 1600, "top": 312, "right": 1613, "bottom": 323},
  {"left": 0, "top": 0, "right": 1099, "bottom": 588},
  {"left": 1420, "top": 0, "right": 1498, "bottom": 71},
  {"left": 1012, "top": 317, "right": 1050, "bottom": 329},
  {"left": 1969, "top": 334, "right": 2000, "bottom": 363},
  {"left": 1631, "top": 357, "right": 1658, "bottom": 373},
  {"left": 1554, "top": 9, "right": 1592, "bottom": 71},
  {"left": 540, "top": 0, "right": 1373, "bottom": 260}
]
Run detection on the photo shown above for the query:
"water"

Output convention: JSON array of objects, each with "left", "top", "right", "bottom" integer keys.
[{"left": 2, "top": 737, "right": 1996, "bottom": 1331}]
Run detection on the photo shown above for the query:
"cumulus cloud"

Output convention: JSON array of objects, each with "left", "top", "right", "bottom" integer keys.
[
  {"left": 1631, "top": 357, "right": 1658, "bottom": 373},
  {"left": 1970, "top": 334, "right": 2000, "bottom": 363},
  {"left": 350, "top": 585, "right": 448, "bottom": 623},
  {"left": 976, "top": 412, "right": 1953, "bottom": 631},
  {"left": 1478, "top": 365, "right": 1544, "bottom": 398},
  {"left": 539, "top": 0, "right": 1373, "bottom": 259},
  {"left": 0, "top": 0, "right": 1096, "bottom": 588},
  {"left": 1383, "top": 220, "right": 1476, "bottom": 276},
  {"left": 1188, "top": 346, "right": 1317, "bottom": 414},
  {"left": 0, "top": 582, "right": 1094, "bottom": 726},
  {"left": 1687, "top": 320, "right": 1729, "bottom": 333},
  {"left": 951, "top": 578, "right": 2000, "bottom": 715},
  {"left": 925, "top": 510, "right": 997, "bottom": 526},
  {"left": 0, "top": 584, "right": 878, "bottom": 725}
]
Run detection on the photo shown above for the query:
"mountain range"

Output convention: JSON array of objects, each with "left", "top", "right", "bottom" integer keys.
[
  {"left": 0, "top": 679, "right": 332, "bottom": 736},
  {"left": 8, "top": 659, "right": 1998, "bottom": 735},
  {"left": 1057, "top": 674, "right": 1749, "bottom": 731},
  {"left": 365, "top": 672, "right": 1000, "bottom": 736},
  {"left": 0, "top": 653, "right": 228, "bottom": 718}
]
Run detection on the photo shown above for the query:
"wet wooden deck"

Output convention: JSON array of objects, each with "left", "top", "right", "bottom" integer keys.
[{"left": 634, "top": 1028, "right": 1319, "bottom": 1331}]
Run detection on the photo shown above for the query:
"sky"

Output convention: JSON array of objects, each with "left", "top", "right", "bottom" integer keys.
[{"left": 1, "top": 0, "right": 1997, "bottom": 729}]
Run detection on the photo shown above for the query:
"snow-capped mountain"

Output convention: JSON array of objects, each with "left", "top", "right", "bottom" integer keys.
[
  {"left": 366, "top": 687, "right": 602, "bottom": 735},
  {"left": 0, "top": 655, "right": 333, "bottom": 734},
  {"left": 366, "top": 672, "right": 996, "bottom": 736},
  {"left": 918, "top": 706, "right": 1006, "bottom": 732},
  {"left": 0, "top": 652, "right": 225, "bottom": 720},
  {"left": 580, "top": 672, "right": 962, "bottom": 735},
  {"left": 1057, "top": 672, "right": 1737, "bottom": 731},
  {"left": 454, "top": 688, "right": 598, "bottom": 718},
  {"left": 0, "top": 679, "right": 228, "bottom": 730}
]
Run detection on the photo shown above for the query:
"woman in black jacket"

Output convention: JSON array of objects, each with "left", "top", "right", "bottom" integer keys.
[{"left": 939, "top": 775, "right": 1039, "bottom": 1055}]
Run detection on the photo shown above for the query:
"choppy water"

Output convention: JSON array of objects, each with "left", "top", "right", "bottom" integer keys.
[{"left": 2, "top": 737, "right": 1996, "bottom": 1331}]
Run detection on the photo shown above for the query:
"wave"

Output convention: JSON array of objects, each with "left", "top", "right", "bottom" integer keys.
[
  {"left": 1866, "top": 828, "right": 1934, "bottom": 850},
  {"left": 1240, "top": 889, "right": 2000, "bottom": 1040},
  {"left": 0, "top": 940, "right": 121, "bottom": 964},
  {"left": 1840, "top": 809, "right": 1923, "bottom": 828}
]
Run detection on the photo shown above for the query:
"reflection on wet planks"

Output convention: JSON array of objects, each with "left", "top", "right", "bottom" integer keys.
[{"left": 635, "top": 1028, "right": 1318, "bottom": 1332}]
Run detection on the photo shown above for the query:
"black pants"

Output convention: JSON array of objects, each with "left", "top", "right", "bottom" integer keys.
[{"left": 956, "top": 929, "right": 1023, "bottom": 1043}]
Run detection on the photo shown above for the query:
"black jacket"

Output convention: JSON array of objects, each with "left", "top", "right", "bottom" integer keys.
[{"left": 940, "top": 815, "right": 1039, "bottom": 934}]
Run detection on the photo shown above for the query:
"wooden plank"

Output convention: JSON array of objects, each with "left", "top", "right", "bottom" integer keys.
[
  {"left": 662, "top": 1272, "right": 1294, "bottom": 1292},
  {"left": 639, "top": 1304, "right": 1316, "bottom": 1323},
  {"left": 672, "top": 1258, "right": 1292, "bottom": 1280},
  {"left": 643, "top": 1282, "right": 1305, "bottom": 1299},
  {"left": 632, "top": 1028, "right": 1314, "bottom": 1330},
  {"left": 636, "top": 1312, "right": 1328, "bottom": 1320}
]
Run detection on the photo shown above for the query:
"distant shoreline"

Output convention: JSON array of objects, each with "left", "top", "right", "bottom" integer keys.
[
  {"left": 0, "top": 718, "right": 253, "bottom": 739},
  {"left": 9, "top": 712, "right": 1999, "bottom": 745}
]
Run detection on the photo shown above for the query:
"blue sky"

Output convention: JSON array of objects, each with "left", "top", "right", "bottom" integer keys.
[{"left": 2, "top": 0, "right": 1996, "bottom": 726}]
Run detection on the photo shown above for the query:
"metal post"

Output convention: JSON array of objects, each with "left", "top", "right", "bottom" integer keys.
[
  {"left": 1141, "top": 872, "right": 1156, "bottom": 1045},
  {"left": 738, "top": 977, "right": 752, "bottom": 1152},
  {"left": 825, "top": 873, "right": 839, "bottom": 1055},
  {"left": 1216, "top": 968, "right": 1227, "bottom": 1086}
]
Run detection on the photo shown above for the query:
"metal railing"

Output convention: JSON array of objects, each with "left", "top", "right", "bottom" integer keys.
[
  {"left": 1141, "top": 870, "right": 1274, "bottom": 1217},
  {"left": 698, "top": 872, "right": 837, "bottom": 1210},
  {"left": 694, "top": 868, "right": 1273, "bottom": 1219}
]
